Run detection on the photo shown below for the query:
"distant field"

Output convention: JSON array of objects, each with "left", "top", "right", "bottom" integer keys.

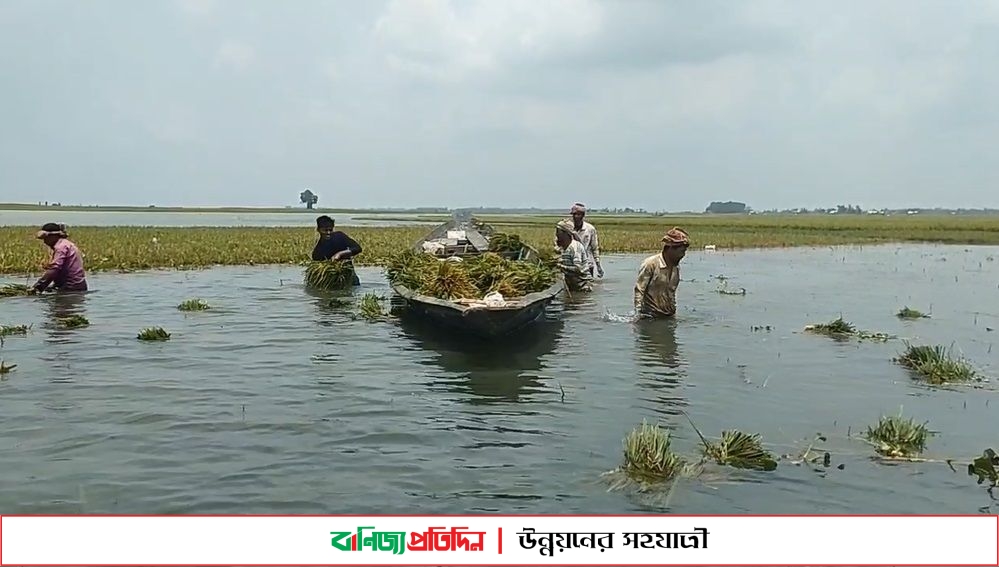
[
  {"left": 1, "top": 214, "right": 997, "bottom": 276},
  {"left": 0, "top": 203, "right": 399, "bottom": 214}
]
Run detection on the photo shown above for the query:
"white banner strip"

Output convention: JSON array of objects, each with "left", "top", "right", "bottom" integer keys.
[{"left": 1, "top": 515, "right": 996, "bottom": 566}]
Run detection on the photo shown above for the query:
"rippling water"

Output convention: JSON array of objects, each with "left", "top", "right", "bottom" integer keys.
[{"left": 1, "top": 244, "right": 997, "bottom": 514}]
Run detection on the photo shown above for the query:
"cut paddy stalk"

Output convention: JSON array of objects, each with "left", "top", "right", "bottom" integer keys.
[
  {"left": 0, "top": 284, "right": 32, "bottom": 297},
  {"left": 0, "top": 324, "right": 30, "bottom": 337},
  {"left": 304, "top": 261, "right": 355, "bottom": 291},
  {"left": 137, "top": 327, "right": 171, "bottom": 341},
  {"left": 897, "top": 306, "right": 930, "bottom": 319},
  {"left": 619, "top": 420, "right": 687, "bottom": 483},
  {"left": 56, "top": 315, "right": 89, "bottom": 329},
  {"left": 683, "top": 414, "right": 777, "bottom": 471},
  {"left": 359, "top": 293, "right": 385, "bottom": 320},
  {"left": 863, "top": 413, "right": 930, "bottom": 458},
  {"left": 804, "top": 317, "right": 893, "bottom": 342},
  {"left": 177, "top": 298, "right": 211, "bottom": 311},
  {"left": 386, "top": 250, "right": 557, "bottom": 301},
  {"left": 894, "top": 343, "right": 978, "bottom": 384}
]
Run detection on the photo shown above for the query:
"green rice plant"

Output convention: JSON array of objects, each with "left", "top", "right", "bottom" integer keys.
[
  {"left": 620, "top": 420, "right": 686, "bottom": 483},
  {"left": 894, "top": 343, "right": 977, "bottom": 384},
  {"left": 863, "top": 413, "right": 930, "bottom": 458},
  {"left": 137, "top": 327, "right": 171, "bottom": 341},
  {"left": 0, "top": 283, "right": 32, "bottom": 297},
  {"left": 0, "top": 324, "right": 30, "bottom": 337},
  {"left": 683, "top": 414, "right": 777, "bottom": 471},
  {"left": 304, "top": 260, "right": 354, "bottom": 291},
  {"left": 56, "top": 315, "right": 89, "bottom": 329},
  {"left": 359, "top": 293, "right": 385, "bottom": 320},
  {"left": 177, "top": 298, "right": 211, "bottom": 311},
  {"left": 897, "top": 306, "right": 929, "bottom": 319}
]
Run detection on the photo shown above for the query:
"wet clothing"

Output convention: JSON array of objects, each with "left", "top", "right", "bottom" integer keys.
[
  {"left": 572, "top": 220, "right": 601, "bottom": 276},
  {"left": 634, "top": 253, "right": 680, "bottom": 317},
  {"left": 559, "top": 239, "right": 593, "bottom": 292},
  {"left": 34, "top": 238, "right": 88, "bottom": 292},
  {"left": 312, "top": 231, "right": 362, "bottom": 286}
]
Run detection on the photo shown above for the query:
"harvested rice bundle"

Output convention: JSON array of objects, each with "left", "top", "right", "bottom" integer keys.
[
  {"left": 620, "top": 420, "right": 686, "bottom": 482},
  {"left": 419, "top": 260, "right": 479, "bottom": 301},
  {"left": 0, "top": 324, "right": 30, "bottom": 337},
  {"left": 304, "top": 260, "right": 354, "bottom": 291},
  {"left": 894, "top": 343, "right": 977, "bottom": 384},
  {"left": 0, "top": 284, "right": 32, "bottom": 298},
  {"left": 57, "top": 315, "right": 89, "bottom": 329},
  {"left": 488, "top": 232, "right": 525, "bottom": 255},
  {"left": 864, "top": 414, "right": 929, "bottom": 458},
  {"left": 805, "top": 317, "right": 855, "bottom": 335},
  {"left": 137, "top": 327, "right": 171, "bottom": 341}
]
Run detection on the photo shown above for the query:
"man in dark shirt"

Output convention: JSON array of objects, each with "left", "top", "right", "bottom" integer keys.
[{"left": 311, "top": 215, "right": 362, "bottom": 285}]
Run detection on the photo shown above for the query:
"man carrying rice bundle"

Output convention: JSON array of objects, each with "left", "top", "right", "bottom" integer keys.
[
  {"left": 634, "top": 227, "right": 689, "bottom": 318},
  {"left": 311, "top": 215, "right": 362, "bottom": 286},
  {"left": 31, "top": 223, "right": 88, "bottom": 293},
  {"left": 555, "top": 219, "right": 593, "bottom": 292}
]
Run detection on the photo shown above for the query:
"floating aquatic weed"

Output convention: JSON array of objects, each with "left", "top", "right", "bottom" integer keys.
[
  {"left": 0, "top": 284, "right": 32, "bottom": 298},
  {"left": 56, "top": 315, "right": 89, "bottom": 329},
  {"left": 897, "top": 306, "right": 930, "bottom": 320},
  {"left": 0, "top": 324, "right": 30, "bottom": 337},
  {"left": 304, "top": 260, "right": 355, "bottom": 291},
  {"left": 359, "top": 293, "right": 385, "bottom": 320},
  {"left": 894, "top": 343, "right": 978, "bottom": 384},
  {"left": 137, "top": 327, "right": 171, "bottom": 341},
  {"left": 177, "top": 298, "right": 211, "bottom": 311},
  {"left": 863, "top": 413, "right": 930, "bottom": 458}
]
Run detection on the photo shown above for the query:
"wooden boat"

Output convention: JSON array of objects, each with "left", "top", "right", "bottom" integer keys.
[{"left": 389, "top": 212, "right": 564, "bottom": 338}]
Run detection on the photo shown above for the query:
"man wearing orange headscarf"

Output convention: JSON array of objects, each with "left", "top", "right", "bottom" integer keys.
[{"left": 634, "top": 228, "right": 689, "bottom": 318}]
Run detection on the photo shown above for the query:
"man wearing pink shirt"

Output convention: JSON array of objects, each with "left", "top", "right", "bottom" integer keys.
[{"left": 31, "top": 223, "right": 88, "bottom": 293}]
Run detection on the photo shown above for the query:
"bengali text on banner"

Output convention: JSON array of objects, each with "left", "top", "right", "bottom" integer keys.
[{"left": 1, "top": 514, "right": 997, "bottom": 566}]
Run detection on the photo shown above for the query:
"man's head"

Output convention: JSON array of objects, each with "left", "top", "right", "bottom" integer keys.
[
  {"left": 660, "top": 227, "right": 690, "bottom": 264},
  {"left": 316, "top": 216, "right": 335, "bottom": 240},
  {"left": 555, "top": 219, "right": 575, "bottom": 249},
  {"left": 570, "top": 203, "right": 586, "bottom": 228},
  {"left": 36, "top": 223, "right": 67, "bottom": 248}
]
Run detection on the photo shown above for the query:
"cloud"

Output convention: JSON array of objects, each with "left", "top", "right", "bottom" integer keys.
[{"left": 214, "top": 40, "right": 256, "bottom": 71}]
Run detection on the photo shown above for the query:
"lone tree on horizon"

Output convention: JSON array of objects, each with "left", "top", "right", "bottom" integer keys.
[{"left": 300, "top": 189, "right": 318, "bottom": 209}]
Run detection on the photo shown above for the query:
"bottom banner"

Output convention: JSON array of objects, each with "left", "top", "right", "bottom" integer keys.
[{"left": 1, "top": 514, "right": 997, "bottom": 566}]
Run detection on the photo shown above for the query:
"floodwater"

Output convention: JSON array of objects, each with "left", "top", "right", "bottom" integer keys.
[
  {"left": 1, "top": 244, "right": 997, "bottom": 515},
  {"left": 0, "top": 209, "right": 430, "bottom": 228}
]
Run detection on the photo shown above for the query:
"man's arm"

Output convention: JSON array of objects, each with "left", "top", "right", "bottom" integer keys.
[
  {"left": 633, "top": 261, "right": 652, "bottom": 310},
  {"left": 333, "top": 233, "right": 362, "bottom": 260},
  {"left": 33, "top": 248, "right": 66, "bottom": 291}
]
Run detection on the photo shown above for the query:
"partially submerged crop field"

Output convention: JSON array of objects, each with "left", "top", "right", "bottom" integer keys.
[{"left": 2, "top": 214, "right": 999, "bottom": 275}]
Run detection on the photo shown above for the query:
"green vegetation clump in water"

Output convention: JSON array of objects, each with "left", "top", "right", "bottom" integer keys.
[
  {"left": 137, "top": 327, "right": 171, "bottom": 341},
  {"left": 304, "top": 261, "right": 355, "bottom": 291},
  {"left": 805, "top": 317, "right": 855, "bottom": 335},
  {"left": 0, "top": 283, "right": 32, "bottom": 297},
  {"left": 968, "top": 449, "right": 999, "bottom": 488},
  {"left": 897, "top": 306, "right": 929, "bottom": 319},
  {"left": 57, "top": 315, "right": 89, "bottom": 329},
  {"left": 0, "top": 360, "right": 16, "bottom": 374},
  {"left": 0, "top": 324, "right": 30, "bottom": 337},
  {"left": 894, "top": 343, "right": 978, "bottom": 384},
  {"left": 178, "top": 298, "right": 211, "bottom": 311},
  {"left": 386, "top": 250, "right": 557, "bottom": 300},
  {"left": 864, "top": 414, "right": 930, "bottom": 458},
  {"left": 359, "top": 293, "right": 385, "bottom": 320},
  {"left": 699, "top": 430, "right": 778, "bottom": 471}
]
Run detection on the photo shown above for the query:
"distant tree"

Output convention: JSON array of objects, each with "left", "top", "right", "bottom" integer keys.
[
  {"left": 300, "top": 189, "right": 318, "bottom": 209},
  {"left": 705, "top": 201, "right": 748, "bottom": 214}
]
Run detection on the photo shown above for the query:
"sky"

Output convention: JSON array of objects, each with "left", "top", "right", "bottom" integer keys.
[{"left": 1, "top": 0, "right": 998, "bottom": 211}]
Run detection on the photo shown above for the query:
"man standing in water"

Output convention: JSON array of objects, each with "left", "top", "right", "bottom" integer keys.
[
  {"left": 569, "top": 203, "right": 603, "bottom": 278},
  {"left": 31, "top": 223, "right": 88, "bottom": 293},
  {"left": 633, "top": 227, "right": 689, "bottom": 318},
  {"left": 312, "top": 215, "right": 363, "bottom": 286},
  {"left": 555, "top": 219, "right": 593, "bottom": 292}
]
